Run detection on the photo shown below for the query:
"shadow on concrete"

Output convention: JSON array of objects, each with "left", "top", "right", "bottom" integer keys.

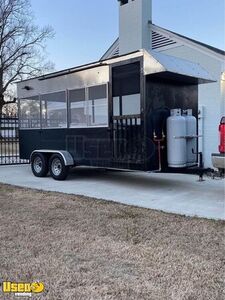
[{"left": 67, "top": 167, "right": 196, "bottom": 191}]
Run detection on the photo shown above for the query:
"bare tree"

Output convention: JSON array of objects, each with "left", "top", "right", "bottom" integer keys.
[{"left": 0, "top": 0, "right": 54, "bottom": 115}]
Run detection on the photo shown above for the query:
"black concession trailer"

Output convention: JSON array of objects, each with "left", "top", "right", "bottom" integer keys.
[{"left": 17, "top": 50, "right": 213, "bottom": 180}]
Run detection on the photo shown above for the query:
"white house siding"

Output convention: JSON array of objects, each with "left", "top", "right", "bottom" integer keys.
[
  {"left": 158, "top": 45, "right": 224, "bottom": 167},
  {"left": 221, "top": 73, "right": 225, "bottom": 116}
]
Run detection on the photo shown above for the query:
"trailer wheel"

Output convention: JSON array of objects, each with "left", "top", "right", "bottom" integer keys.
[
  {"left": 31, "top": 153, "right": 48, "bottom": 177},
  {"left": 49, "top": 154, "right": 69, "bottom": 180},
  {"left": 219, "top": 168, "right": 225, "bottom": 176}
]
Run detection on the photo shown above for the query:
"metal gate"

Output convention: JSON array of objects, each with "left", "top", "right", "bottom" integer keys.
[{"left": 0, "top": 115, "right": 29, "bottom": 165}]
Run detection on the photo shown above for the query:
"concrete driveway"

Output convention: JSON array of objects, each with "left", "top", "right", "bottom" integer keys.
[{"left": 0, "top": 164, "right": 224, "bottom": 220}]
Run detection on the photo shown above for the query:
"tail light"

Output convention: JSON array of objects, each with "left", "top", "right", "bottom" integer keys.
[{"left": 219, "top": 117, "right": 225, "bottom": 153}]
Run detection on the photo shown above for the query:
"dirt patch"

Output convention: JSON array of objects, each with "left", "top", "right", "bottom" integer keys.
[{"left": 0, "top": 184, "right": 224, "bottom": 300}]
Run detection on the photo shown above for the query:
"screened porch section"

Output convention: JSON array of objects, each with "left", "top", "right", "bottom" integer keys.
[
  {"left": 19, "top": 96, "right": 41, "bottom": 129},
  {"left": 69, "top": 84, "right": 108, "bottom": 128},
  {"left": 111, "top": 61, "right": 143, "bottom": 162},
  {"left": 19, "top": 84, "right": 108, "bottom": 129}
]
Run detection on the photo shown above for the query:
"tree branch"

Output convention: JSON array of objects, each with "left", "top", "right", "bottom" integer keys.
[{"left": 0, "top": 0, "right": 54, "bottom": 113}]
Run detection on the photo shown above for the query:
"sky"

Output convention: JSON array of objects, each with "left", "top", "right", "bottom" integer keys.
[{"left": 30, "top": 0, "right": 225, "bottom": 71}]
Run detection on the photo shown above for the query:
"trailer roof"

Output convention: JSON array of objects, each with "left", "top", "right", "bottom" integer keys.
[
  {"left": 17, "top": 49, "right": 214, "bottom": 85},
  {"left": 16, "top": 50, "right": 141, "bottom": 83}
]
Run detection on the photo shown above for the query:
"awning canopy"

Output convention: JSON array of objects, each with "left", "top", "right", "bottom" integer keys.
[{"left": 144, "top": 50, "right": 215, "bottom": 84}]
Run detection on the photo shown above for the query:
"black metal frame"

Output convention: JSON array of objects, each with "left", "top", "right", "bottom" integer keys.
[{"left": 109, "top": 57, "right": 145, "bottom": 168}]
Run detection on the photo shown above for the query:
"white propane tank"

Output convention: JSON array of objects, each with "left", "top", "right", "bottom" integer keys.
[
  {"left": 167, "top": 109, "right": 187, "bottom": 168},
  {"left": 183, "top": 109, "right": 197, "bottom": 166}
]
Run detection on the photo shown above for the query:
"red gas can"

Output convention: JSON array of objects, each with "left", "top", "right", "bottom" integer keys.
[{"left": 219, "top": 117, "right": 225, "bottom": 153}]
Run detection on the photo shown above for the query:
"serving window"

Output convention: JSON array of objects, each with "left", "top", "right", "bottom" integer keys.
[
  {"left": 69, "top": 84, "right": 108, "bottom": 128},
  {"left": 87, "top": 85, "right": 108, "bottom": 126},
  {"left": 41, "top": 91, "right": 67, "bottom": 128},
  {"left": 19, "top": 84, "right": 108, "bottom": 129},
  {"left": 69, "top": 88, "right": 86, "bottom": 127},
  {"left": 19, "top": 96, "right": 40, "bottom": 129}
]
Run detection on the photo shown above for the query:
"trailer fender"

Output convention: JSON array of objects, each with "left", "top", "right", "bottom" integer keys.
[{"left": 31, "top": 150, "right": 74, "bottom": 166}]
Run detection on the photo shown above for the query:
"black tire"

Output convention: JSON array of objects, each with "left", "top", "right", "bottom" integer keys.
[
  {"left": 31, "top": 153, "right": 49, "bottom": 177},
  {"left": 49, "top": 154, "right": 69, "bottom": 180},
  {"left": 219, "top": 168, "right": 225, "bottom": 176}
]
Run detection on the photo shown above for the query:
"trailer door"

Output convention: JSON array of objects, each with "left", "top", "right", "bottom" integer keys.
[{"left": 112, "top": 62, "right": 143, "bottom": 164}]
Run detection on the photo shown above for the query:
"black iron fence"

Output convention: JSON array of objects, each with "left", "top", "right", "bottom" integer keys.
[{"left": 0, "top": 115, "right": 29, "bottom": 165}]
